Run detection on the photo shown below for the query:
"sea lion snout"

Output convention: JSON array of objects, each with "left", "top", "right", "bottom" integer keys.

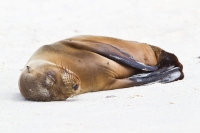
[{"left": 72, "top": 84, "right": 79, "bottom": 90}]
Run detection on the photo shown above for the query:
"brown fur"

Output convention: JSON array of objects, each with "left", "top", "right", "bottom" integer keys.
[{"left": 18, "top": 35, "right": 184, "bottom": 101}]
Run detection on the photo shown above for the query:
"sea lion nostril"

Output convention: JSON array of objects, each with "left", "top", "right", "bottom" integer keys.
[
  {"left": 72, "top": 84, "right": 79, "bottom": 90},
  {"left": 26, "top": 66, "right": 31, "bottom": 73}
]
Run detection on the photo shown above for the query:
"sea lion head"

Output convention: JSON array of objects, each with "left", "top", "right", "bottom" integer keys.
[{"left": 18, "top": 60, "right": 81, "bottom": 101}]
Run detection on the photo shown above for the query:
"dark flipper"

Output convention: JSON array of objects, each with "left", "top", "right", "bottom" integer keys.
[
  {"left": 150, "top": 45, "right": 184, "bottom": 80},
  {"left": 128, "top": 66, "right": 181, "bottom": 86},
  {"left": 64, "top": 39, "right": 157, "bottom": 71}
]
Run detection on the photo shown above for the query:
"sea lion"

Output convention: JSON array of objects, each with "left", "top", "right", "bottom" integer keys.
[{"left": 18, "top": 35, "right": 184, "bottom": 101}]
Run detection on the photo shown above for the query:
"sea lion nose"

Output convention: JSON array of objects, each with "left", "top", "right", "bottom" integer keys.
[{"left": 72, "top": 84, "right": 79, "bottom": 90}]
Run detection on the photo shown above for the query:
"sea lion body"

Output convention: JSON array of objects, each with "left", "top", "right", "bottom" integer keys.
[{"left": 19, "top": 35, "right": 184, "bottom": 101}]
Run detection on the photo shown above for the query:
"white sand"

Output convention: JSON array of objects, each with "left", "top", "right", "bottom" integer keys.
[{"left": 0, "top": 0, "right": 200, "bottom": 132}]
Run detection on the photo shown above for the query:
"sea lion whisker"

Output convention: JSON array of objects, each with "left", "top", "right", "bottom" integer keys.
[
  {"left": 63, "top": 66, "right": 70, "bottom": 80},
  {"left": 66, "top": 66, "right": 69, "bottom": 73},
  {"left": 62, "top": 65, "right": 66, "bottom": 74},
  {"left": 66, "top": 68, "right": 70, "bottom": 80},
  {"left": 68, "top": 66, "right": 72, "bottom": 80},
  {"left": 60, "top": 61, "right": 64, "bottom": 72}
]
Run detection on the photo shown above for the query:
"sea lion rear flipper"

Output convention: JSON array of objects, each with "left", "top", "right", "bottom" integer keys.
[
  {"left": 128, "top": 66, "right": 181, "bottom": 86},
  {"left": 65, "top": 39, "right": 157, "bottom": 71}
]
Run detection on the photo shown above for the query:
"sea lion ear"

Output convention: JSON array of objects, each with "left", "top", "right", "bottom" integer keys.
[{"left": 65, "top": 37, "right": 157, "bottom": 71}]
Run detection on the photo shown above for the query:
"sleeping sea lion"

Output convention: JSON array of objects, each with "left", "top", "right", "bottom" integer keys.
[{"left": 18, "top": 35, "right": 184, "bottom": 101}]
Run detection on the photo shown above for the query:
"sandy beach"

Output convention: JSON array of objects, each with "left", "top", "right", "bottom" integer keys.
[{"left": 0, "top": 0, "right": 200, "bottom": 132}]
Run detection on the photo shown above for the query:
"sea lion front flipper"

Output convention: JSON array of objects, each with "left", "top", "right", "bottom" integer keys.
[
  {"left": 65, "top": 39, "right": 157, "bottom": 71},
  {"left": 128, "top": 66, "right": 181, "bottom": 86}
]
